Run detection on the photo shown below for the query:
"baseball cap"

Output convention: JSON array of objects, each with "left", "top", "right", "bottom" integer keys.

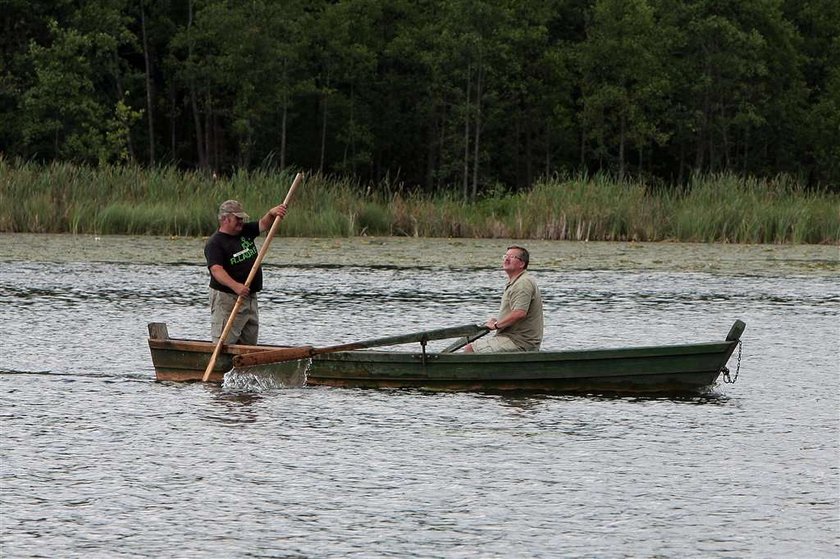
[{"left": 218, "top": 200, "right": 249, "bottom": 219}]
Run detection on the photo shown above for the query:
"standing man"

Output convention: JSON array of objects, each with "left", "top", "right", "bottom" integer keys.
[
  {"left": 465, "top": 245, "right": 544, "bottom": 353},
  {"left": 204, "top": 199, "right": 287, "bottom": 345}
]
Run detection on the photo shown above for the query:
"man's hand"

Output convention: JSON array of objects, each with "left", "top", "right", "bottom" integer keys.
[
  {"left": 270, "top": 204, "right": 287, "bottom": 219},
  {"left": 233, "top": 283, "right": 251, "bottom": 298},
  {"left": 260, "top": 204, "right": 288, "bottom": 232}
]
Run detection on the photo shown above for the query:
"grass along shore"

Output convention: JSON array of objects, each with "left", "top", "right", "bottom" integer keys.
[{"left": 1, "top": 159, "right": 837, "bottom": 244}]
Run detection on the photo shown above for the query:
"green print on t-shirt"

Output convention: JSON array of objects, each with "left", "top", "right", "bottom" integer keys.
[{"left": 229, "top": 238, "right": 257, "bottom": 265}]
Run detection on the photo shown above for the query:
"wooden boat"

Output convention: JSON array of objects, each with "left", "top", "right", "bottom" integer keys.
[{"left": 148, "top": 320, "right": 745, "bottom": 394}]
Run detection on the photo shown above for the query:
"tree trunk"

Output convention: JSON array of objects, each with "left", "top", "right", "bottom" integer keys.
[
  {"left": 167, "top": 84, "right": 178, "bottom": 160},
  {"left": 345, "top": 84, "right": 355, "bottom": 172},
  {"left": 188, "top": 0, "right": 206, "bottom": 169},
  {"left": 140, "top": 0, "right": 155, "bottom": 166},
  {"left": 279, "top": 60, "right": 288, "bottom": 171},
  {"left": 168, "top": 85, "right": 176, "bottom": 159},
  {"left": 462, "top": 63, "right": 471, "bottom": 201},
  {"left": 204, "top": 100, "right": 213, "bottom": 170},
  {"left": 708, "top": 115, "right": 716, "bottom": 172},
  {"left": 618, "top": 112, "right": 626, "bottom": 181},
  {"left": 544, "top": 120, "right": 551, "bottom": 179},
  {"left": 319, "top": 69, "right": 330, "bottom": 174},
  {"left": 579, "top": 127, "right": 586, "bottom": 169},
  {"left": 678, "top": 139, "right": 685, "bottom": 184},
  {"left": 437, "top": 101, "right": 448, "bottom": 192},
  {"left": 112, "top": 54, "right": 135, "bottom": 161},
  {"left": 638, "top": 146, "right": 643, "bottom": 176},
  {"left": 471, "top": 63, "right": 483, "bottom": 200},
  {"left": 694, "top": 100, "right": 707, "bottom": 172},
  {"left": 524, "top": 114, "right": 533, "bottom": 188},
  {"left": 280, "top": 100, "right": 288, "bottom": 171},
  {"left": 425, "top": 105, "right": 438, "bottom": 192},
  {"left": 722, "top": 121, "right": 730, "bottom": 170},
  {"left": 742, "top": 127, "right": 749, "bottom": 178}
]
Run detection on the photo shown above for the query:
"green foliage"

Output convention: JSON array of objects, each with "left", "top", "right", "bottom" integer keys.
[
  {"left": 2, "top": 159, "right": 836, "bottom": 243},
  {"left": 17, "top": 8, "right": 140, "bottom": 165},
  {"left": 105, "top": 98, "right": 143, "bottom": 165},
  {"left": 667, "top": 174, "right": 839, "bottom": 243},
  {"left": 2, "top": 0, "right": 839, "bottom": 190},
  {"left": 281, "top": 209, "right": 353, "bottom": 237},
  {"left": 356, "top": 203, "right": 392, "bottom": 235},
  {"left": 577, "top": 0, "right": 670, "bottom": 177}
]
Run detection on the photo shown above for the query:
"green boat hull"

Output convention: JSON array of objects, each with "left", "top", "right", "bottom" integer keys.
[
  {"left": 307, "top": 341, "right": 737, "bottom": 392},
  {"left": 148, "top": 321, "right": 744, "bottom": 394}
]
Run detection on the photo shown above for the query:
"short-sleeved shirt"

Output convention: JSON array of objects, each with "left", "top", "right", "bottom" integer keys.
[
  {"left": 497, "top": 271, "right": 543, "bottom": 351},
  {"left": 204, "top": 222, "right": 263, "bottom": 294}
]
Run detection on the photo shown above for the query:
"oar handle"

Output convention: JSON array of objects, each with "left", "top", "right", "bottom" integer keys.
[
  {"left": 201, "top": 172, "right": 304, "bottom": 382},
  {"left": 441, "top": 327, "right": 491, "bottom": 353}
]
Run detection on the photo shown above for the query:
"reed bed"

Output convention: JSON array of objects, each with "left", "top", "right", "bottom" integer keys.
[{"left": 1, "top": 157, "right": 837, "bottom": 244}]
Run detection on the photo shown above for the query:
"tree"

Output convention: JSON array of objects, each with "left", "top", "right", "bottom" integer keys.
[
  {"left": 658, "top": 0, "right": 807, "bottom": 179},
  {"left": 18, "top": 1, "right": 141, "bottom": 164},
  {"left": 0, "top": 0, "right": 835, "bottom": 189},
  {"left": 577, "top": 0, "right": 669, "bottom": 179},
  {"left": 785, "top": 0, "right": 840, "bottom": 185},
  {"left": 307, "top": 0, "right": 377, "bottom": 176}
]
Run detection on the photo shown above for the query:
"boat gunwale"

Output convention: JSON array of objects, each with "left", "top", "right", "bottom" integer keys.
[
  {"left": 149, "top": 337, "right": 735, "bottom": 362},
  {"left": 311, "top": 340, "right": 737, "bottom": 363}
]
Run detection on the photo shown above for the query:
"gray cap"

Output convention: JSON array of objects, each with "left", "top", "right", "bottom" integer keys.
[{"left": 218, "top": 200, "right": 249, "bottom": 220}]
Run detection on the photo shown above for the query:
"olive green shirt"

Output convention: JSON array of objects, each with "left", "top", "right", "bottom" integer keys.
[{"left": 497, "top": 271, "right": 543, "bottom": 351}]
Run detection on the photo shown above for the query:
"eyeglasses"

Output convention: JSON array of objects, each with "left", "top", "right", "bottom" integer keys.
[
  {"left": 504, "top": 253, "right": 524, "bottom": 262},
  {"left": 227, "top": 214, "right": 244, "bottom": 222}
]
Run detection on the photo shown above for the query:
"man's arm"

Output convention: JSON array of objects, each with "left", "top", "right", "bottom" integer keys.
[
  {"left": 490, "top": 309, "right": 527, "bottom": 331},
  {"left": 210, "top": 264, "right": 250, "bottom": 297},
  {"left": 258, "top": 204, "right": 288, "bottom": 232}
]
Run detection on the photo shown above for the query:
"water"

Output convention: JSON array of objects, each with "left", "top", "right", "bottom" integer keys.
[{"left": 1, "top": 235, "right": 838, "bottom": 558}]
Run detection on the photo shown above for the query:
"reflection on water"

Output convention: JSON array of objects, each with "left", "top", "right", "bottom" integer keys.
[{"left": 0, "top": 236, "right": 838, "bottom": 558}]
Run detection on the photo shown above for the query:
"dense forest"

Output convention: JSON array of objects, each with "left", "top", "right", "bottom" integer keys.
[{"left": 1, "top": 0, "right": 838, "bottom": 195}]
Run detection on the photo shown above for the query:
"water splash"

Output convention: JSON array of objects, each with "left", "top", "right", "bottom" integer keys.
[{"left": 222, "top": 359, "right": 310, "bottom": 391}]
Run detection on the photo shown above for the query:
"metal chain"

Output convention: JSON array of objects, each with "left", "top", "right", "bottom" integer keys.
[{"left": 722, "top": 340, "right": 743, "bottom": 384}]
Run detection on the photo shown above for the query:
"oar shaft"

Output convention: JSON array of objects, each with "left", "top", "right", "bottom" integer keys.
[
  {"left": 233, "top": 323, "right": 488, "bottom": 368},
  {"left": 247, "top": 173, "right": 304, "bottom": 280}
]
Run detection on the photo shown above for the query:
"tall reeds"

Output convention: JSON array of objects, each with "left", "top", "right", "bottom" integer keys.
[{"left": 1, "top": 157, "right": 837, "bottom": 243}]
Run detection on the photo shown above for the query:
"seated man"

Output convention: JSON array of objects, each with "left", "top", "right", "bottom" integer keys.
[{"left": 465, "top": 245, "right": 543, "bottom": 352}]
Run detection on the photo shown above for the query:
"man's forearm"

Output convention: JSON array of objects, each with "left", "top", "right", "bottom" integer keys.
[{"left": 496, "top": 309, "right": 527, "bottom": 330}]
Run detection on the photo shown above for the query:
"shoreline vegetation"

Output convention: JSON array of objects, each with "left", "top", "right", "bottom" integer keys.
[{"left": 1, "top": 159, "right": 837, "bottom": 244}]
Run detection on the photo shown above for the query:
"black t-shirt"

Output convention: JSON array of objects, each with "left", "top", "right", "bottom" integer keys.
[{"left": 204, "top": 222, "right": 263, "bottom": 294}]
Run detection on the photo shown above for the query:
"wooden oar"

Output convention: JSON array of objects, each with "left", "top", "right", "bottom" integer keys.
[
  {"left": 232, "top": 323, "right": 489, "bottom": 368},
  {"left": 201, "top": 172, "right": 304, "bottom": 382}
]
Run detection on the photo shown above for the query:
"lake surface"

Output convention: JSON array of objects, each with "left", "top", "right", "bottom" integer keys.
[{"left": 1, "top": 234, "right": 838, "bottom": 558}]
